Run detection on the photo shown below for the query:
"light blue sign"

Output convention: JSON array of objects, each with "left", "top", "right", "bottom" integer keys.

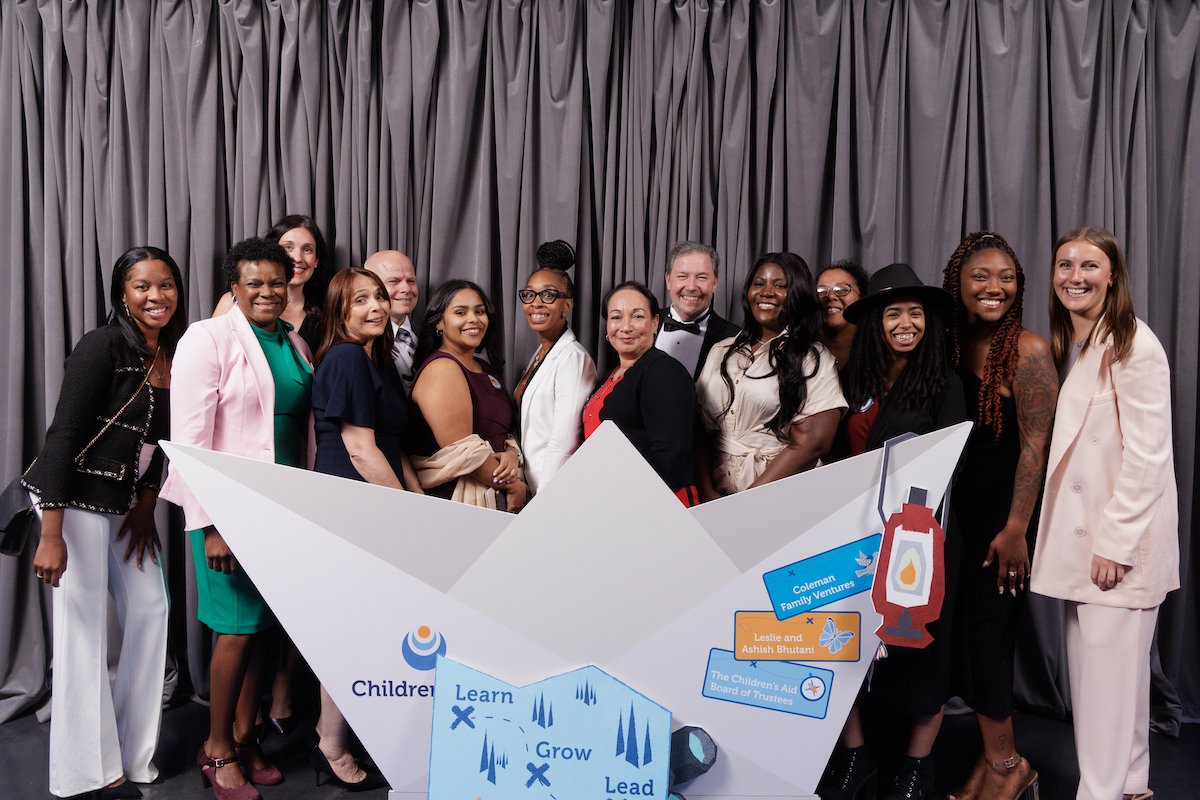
[
  {"left": 701, "top": 649, "right": 835, "bottom": 719},
  {"left": 429, "top": 658, "right": 671, "bottom": 799},
  {"left": 762, "top": 534, "right": 882, "bottom": 619}
]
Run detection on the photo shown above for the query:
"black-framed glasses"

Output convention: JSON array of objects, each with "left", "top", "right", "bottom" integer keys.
[
  {"left": 518, "top": 288, "right": 571, "bottom": 304},
  {"left": 816, "top": 283, "right": 855, "bottom": 298}
]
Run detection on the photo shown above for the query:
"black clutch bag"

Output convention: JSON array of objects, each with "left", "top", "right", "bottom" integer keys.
[{"left": 0, "top": 475, "right": 39, "bottom": 557}]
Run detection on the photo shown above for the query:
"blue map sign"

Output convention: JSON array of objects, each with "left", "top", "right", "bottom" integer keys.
[
  {"left": 428, "top": 658, "right": 671, "bottom": 799},
  {"left": 701, "top": 649, "right": 835, "bottom": 719},
  {"left": 762, "top": 534, "right": 883, "bottom": 619}
]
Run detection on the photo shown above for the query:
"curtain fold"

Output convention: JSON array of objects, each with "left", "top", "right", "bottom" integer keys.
[{"left": 1, "top": 0, "right": 1197, "bottom": 727}]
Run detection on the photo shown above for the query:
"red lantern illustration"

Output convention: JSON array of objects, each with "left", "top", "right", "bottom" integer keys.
[{"left": 870, "top": 486, "right": 945, "bottom": 649}]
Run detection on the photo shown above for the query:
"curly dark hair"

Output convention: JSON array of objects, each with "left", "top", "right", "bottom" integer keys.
[
  {"left": 942, "top": 231, "right": 1025, "bottom": 438},
  {"left": 718, "top": 252, "right": 823, "bottom": 440},
  {"left": 265, "top": 214, "right": 332, "bottom": 315},
  {"left": 108, "top": 246, "right": 188, "bottom": 358},
  {"left": 413, "top": 279, "right": 505, "bottom": 369},
  {"left": 222, "top": 237, "right": 293, "bottom": 286},
  {"left": 843, "top": 294, "right": 948, "bottom": 413}
]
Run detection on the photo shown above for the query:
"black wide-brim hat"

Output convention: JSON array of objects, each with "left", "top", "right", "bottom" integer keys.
[{"left": 843, "top": 262, "right": 954, "bottom": 325}]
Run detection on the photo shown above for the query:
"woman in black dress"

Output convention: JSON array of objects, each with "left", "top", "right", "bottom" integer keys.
[
  {"left": 943, "top": 233, "right": 1056, "bottom": 800},
  {"left": 821, "top": 263, "right": 965, "bottom": 800},
  {"left": 309, "top": 268, "right": 424, "bottom": 791}
]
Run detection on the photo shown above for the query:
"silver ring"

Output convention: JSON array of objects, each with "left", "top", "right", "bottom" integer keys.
[{"left": 1008, "top": 570, "right": 1017, "bottom": 577}]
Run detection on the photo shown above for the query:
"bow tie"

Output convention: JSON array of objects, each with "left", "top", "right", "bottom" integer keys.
[{"left": 662, "top": 317, "right": 702, "bottom": 335}]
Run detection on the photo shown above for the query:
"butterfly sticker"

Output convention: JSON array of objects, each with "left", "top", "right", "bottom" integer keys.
[{"left": 818, "top": 618, "right": 855, "bottom": 655}]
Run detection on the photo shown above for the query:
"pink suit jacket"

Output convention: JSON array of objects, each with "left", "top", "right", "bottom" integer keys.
[
  {"left": 1030, "top": 319, "right": 1179, "bottom": 608},
  {"left": 160, "top": 306, "right": 314, "bottom": 530}
]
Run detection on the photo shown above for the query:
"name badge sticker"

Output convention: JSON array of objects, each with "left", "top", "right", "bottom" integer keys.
[
  {"left": 733, "top": 611, "right": 861, "bottom": 662},
  {"left": 702, "top": 649, "right": 835, "bottom": 719},
  {"left": 762, "top": 534, "right": 882, "bottom": 619}
]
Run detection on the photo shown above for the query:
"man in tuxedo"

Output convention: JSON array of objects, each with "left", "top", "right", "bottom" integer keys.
[
  {"left": 655, "top": 241, "right": 739, "bottom": 379},
  {"left": 365, "top": 249, "right": 420, "bottom": 390}
]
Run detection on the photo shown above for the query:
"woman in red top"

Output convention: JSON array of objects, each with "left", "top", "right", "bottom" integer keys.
[{"left": 582, "top": 281, "right": 698, "bottom": 506}]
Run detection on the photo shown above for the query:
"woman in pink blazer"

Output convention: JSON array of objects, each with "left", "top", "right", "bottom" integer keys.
[
  {"left": 161, "top": 238, "right": 314, "bottom": 800},
  {"left": 1030, "top": 226, "right": 1178, "bottom": 800}
]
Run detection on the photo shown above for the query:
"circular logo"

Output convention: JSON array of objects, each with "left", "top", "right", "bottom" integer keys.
[
  {"left": 402, "top": 625, "right": 448, "bottom": 671},
  {"left": 801, "top": 675, "right": 827, "bottom": 702}
]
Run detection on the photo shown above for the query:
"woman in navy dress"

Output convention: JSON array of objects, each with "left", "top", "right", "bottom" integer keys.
[{"left": 308, "top": 269, "right": 423, "bottom": 792}]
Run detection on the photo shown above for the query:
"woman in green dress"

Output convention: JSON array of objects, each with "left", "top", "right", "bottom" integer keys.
[{"left": 161, "top": 238, "right": 314, "bottom": 800}]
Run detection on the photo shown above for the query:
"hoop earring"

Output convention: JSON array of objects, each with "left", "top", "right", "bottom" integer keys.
[
  {"left": 123, "top": 300, "right": 132, "bottom": 317},
  {"left": 436, "top": 328, "right": 443, "bottom": 338}
]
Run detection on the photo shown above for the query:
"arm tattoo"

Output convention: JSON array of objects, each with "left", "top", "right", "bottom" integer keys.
[{"left": 1009, "top": 351, "right": 1058, "bottom": 526}]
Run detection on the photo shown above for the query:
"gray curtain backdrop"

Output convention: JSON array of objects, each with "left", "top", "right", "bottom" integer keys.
[{"left": 2, "top": 0, "right": 1197, "bottom": 730}]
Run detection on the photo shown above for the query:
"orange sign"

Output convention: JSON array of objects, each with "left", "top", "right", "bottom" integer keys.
[{"left": 733, "top": 611, "right": 861, "bottom": 662}]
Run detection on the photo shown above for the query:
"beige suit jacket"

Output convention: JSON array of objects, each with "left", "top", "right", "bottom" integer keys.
[{"left": 1030, "top": 319, "right": 1179, "bottom": 608}]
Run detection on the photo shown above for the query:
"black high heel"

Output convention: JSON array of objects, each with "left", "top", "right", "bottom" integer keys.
[{"left": 310, "top": 746, "right": 389, "bottom": 793}]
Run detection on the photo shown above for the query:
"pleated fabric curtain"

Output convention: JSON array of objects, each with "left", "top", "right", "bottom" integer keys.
[{"left": 1, "top": 0, "right": 1197, "bottom": 728}]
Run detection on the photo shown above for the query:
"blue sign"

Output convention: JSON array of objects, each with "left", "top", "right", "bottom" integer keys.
[
  {"left": 428, "top": 658, "right": 671, "bottom": 799},
  {"left": 701, "top": 649, "right": 835, "bottom": 719},
  {"left": 762, "top": 534, "right": 882, "bottom": 619}
]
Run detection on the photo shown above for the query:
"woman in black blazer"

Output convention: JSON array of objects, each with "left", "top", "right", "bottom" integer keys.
[
  {"left": 24, "top": 246, "right": 186, "bottom": 799},
  {"left": 581, "top": 281, "right": 698, "bottom": 505},
  {"left": 819, "top": 263, "right": 966, "bottom": 800}
]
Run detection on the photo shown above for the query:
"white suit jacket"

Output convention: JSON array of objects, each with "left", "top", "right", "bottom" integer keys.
[
  {"left": 518, "top": 328, "right": 597, "bottom": 495},
  {"left": 1030, "top": 319, "right": 1179, "bottom": 608}
]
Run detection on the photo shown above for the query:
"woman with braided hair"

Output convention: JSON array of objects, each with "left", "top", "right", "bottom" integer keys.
[{"left": 942, "top": 232, "right": 1057, "bottom": 800}]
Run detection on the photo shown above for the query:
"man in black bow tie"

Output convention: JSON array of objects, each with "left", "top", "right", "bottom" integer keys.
[{"left": 655, "top": 241, "right": 739, "bottom": 379}]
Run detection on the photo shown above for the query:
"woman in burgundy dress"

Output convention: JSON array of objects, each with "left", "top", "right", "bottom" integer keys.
[{"left": 408, "top": 280, "right": 528, "bottom": 511}]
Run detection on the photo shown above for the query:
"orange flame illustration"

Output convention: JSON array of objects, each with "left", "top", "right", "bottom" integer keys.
[{"left": 899, "top": 557, "right": 918, "bottom": 587}]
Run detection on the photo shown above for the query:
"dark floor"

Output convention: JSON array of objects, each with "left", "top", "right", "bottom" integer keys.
[{"left": 0, "top": 703, "right": 1196, "bottom": 799}]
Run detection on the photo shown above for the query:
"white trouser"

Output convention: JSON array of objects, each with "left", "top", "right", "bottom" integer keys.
[
  {"left": 36, "top": 502, "right": 169, "bottom": 797},
  {"left": 1065, "top": 601, "right": 1157, "bottom": 800}
]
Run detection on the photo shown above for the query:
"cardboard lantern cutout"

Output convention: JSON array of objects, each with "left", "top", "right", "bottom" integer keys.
[{"left": 870, "top": 485, "right": 945, "bottom": 649}]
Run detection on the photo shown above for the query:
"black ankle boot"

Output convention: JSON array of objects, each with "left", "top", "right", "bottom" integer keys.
[
  {"left": 884, "top": 754, "right": 935, "bottom": 800},
  {"left": 818, "top": 745, "right": 877, "bottom": 800}
]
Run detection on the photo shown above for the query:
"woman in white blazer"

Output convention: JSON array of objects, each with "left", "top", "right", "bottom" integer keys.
[
  {"left": 1030, "top": 225, "right": 1178, "bottom": 800},
  {"left": 512, "top": 241, "right": 597, "bottom": 495}
]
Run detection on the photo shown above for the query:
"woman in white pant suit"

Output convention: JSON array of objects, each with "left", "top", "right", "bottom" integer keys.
[
  {"left": 1030, "top": 225, "right": 1179, "bottom": 800},
  {"left": 512, "top": 240, "right": 597, "bottom": 495},
  {"left": 24, "top": 247, "right": 186, "bottom": 799}
]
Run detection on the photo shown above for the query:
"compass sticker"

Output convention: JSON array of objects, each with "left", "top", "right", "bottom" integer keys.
[{"left": 801, "top": 675, "right": 827, "bottom": 702}]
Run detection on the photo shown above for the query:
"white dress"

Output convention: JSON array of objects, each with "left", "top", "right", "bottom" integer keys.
[{"left": 696, "top": 335, "right": 846, "bottom": 494}]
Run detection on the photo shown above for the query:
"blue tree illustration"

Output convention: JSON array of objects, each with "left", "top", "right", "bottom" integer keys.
[
  {"left": 642, "top": 725, "right": 653, "bottom": 766},
  {"left": 487, "top": 743, "right": 497, "bottom": 784},
  {"left": 615, "top": 714, "right": 625, "bottom": 757},
  {"left": 547, "top": 702, "right": 554, "bottom": 727},
  {"left": 625, "top": 705, "right": 639, "bottom": 767},
  {"left": 479, "top": 732, "right": 489, "bottom": 774}
]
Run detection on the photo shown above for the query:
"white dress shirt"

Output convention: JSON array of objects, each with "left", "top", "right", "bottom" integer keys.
[{"left": 655, "top": 306, "right": 711, "bottom": 377}]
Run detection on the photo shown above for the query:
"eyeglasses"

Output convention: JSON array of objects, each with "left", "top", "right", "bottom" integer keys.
[
  {"left": 518, "top": 289, "right": 571, "bottom": 304},
  {"left": 816, "top": 283, "right": 856, "bottom": 298}
]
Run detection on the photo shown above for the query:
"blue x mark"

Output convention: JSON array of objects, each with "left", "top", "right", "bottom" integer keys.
[
  {"left": 525, "top": 762, "right": 551, "bottom": 787},
  {"left": 450, "top": 704, "right": 475, "bottom": 730}
]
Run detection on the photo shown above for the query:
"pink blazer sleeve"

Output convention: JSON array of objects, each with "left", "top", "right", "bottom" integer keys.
[{"left": 1092, "top": 323, "right": 1174, "bottom": 566}]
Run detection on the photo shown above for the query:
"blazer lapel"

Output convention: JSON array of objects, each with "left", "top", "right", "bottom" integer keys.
[
  {"left": 1045, "top": 340, "right": 1108, "bottom": 481},
  {"left": 228, "top": 305, "right": 273, "bottom": 422},
  {"left": 525, "top": 328, "right": 575, "bottom": 398}
]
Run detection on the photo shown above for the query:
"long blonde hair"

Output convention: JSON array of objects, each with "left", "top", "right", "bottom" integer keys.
[{"left": 1048, "top": 225, "right": 1136, "bottom": 369}]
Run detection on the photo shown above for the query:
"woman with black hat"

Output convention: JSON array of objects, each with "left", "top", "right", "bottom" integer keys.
[{"left": 819, "top": 263, "right": 966, "bottom": 800}]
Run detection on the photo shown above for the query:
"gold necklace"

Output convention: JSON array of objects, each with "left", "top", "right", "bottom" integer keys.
[{"left": 147, "top": 346, "right": 166, "bottom": 380}]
